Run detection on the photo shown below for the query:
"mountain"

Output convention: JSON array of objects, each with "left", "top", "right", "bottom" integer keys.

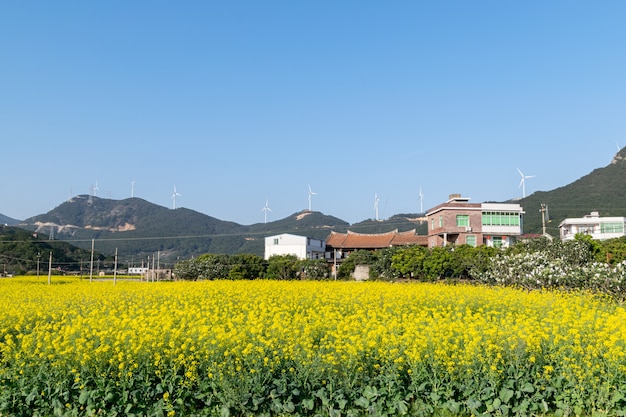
[
  {"left": 0, "top": 213, "right": 20, "bottom": 226},
  {"left": 348, "top": 214, "right": 428, "bottom": 235},
  {"left": 0, "top": 225, "right": 102, "bottom": 276},
  {"left": 514, "top": 148, "right": 626, "bottom": 236},
  {"left": 12, "top": 149, "right": 626, "bottom": 263},
  {"left": 17, "top": 195, "right": 351, "bottom": 263}
]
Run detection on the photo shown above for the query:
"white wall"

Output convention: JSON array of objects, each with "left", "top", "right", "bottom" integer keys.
[{"left": 264, "top": 234, "right": 326, "bottom": 260}]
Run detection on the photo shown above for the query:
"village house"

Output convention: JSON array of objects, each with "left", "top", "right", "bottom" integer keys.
[
  {"left": 559, "top": 211, "right": 626, "bottom": 241},
  {"left": 426, "top": 194, "right": 524, "bottom": 248}
]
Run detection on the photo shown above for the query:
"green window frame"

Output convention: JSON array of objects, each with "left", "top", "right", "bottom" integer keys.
[
  {"left": 482, "top": 211, "right": 520, "bottom": 227},
  {"left": 456, "top": 215, "right": 469, "bottom": 227},
  {"left": 466, "top": 235, "right": 477, "bottom": 247},
  {"left": 600, "top": 222, "right": 624, "bottom": 233}
]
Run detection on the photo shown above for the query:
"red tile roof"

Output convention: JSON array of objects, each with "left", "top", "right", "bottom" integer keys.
[{"left": 326, "top": 229, "right": 427, "bottom": 249}]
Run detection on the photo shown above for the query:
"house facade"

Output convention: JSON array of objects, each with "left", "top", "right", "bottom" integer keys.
[
  {"left": 264, "top": 233, "right": 326, "bottom": 260},
  {"left": 559, "top": 211, "right": 626, "bottom": 241},
  {"left": 426, "top": 194, "right": 524, "bottom": 248}
]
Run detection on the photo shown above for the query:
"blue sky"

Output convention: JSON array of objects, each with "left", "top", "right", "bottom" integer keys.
[{"left": 2, "top": 1, "right": 625, "bottom": 225}]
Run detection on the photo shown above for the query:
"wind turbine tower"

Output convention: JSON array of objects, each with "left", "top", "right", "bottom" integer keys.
[
  {"left": 374, "top": 193, "right": 380, "bottom": 221},
  {"left": 517, "top": 168, "right": 536, "bottom": 198},
  {"left": 418, "top": 186, "right": 424, "bottom": 214},
  {"left": 307, "top": 185, "right": 317, "bottom": 211},
  {"left": 131, "top": 180, "right": 135, "bottom": 198},
  {"left": 262, "top": 198, "right": 272, "bottom": 223},
  {"left": 171, "top": 185, "right": 181, "bottom": 209}
]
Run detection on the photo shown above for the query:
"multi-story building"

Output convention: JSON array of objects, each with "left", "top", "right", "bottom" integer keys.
[
  {"left": 559, "top": 211, "right": 626, "bottom": 241},
  {"left": 426, "top": 194, "right": 524, "bottom": 248}
]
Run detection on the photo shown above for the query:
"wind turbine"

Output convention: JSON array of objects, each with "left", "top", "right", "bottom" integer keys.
[
  {"left": 92, "top": 181, "right": 99, "bottom": 197},
  {"left": 131, "top": 180, "right": 135, "bottom": 198},
  {"left": 262, "top": 198, "right": 272, "bottom": 224},
  {"left": 517, "top": 168, "right": 536, "bottom": 198},
  {"left": 307, "top": 185, "right": 317, "bottom": 211},
  {"left": 171, "top": 185, "right": 181, "bottom": 209},
  {"left": 374, "top": 193, "right": 380, "bottom": 221},
  {"left": 418, "top": 186, "right": 424, "bottom": 214}
]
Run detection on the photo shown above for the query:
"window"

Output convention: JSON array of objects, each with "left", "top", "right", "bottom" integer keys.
[
  {"left": 439, "top": 215, "right": 443, "bottom": 227},
  {"left": 600, "top": 222, "right": 624, "bottom": 234},
  {"left": 482, "top": 211, "right": 520, "bottom": 226},
  {"left": 431, "top": 219, "right": 435, "bottom": 230},
  {"left": 456, "top": 215, "right": 469, "bottom": 227},
  {"left": 273, "top": 238, "right": 279, "bottom": 245},
  {"left": 492, "top": 236, "right": 503, "bottom": 248},
  {"left": 466, "top": 235, "right": 476, "bottom": 247}
]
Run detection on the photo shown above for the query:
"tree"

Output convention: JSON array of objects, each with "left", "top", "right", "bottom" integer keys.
[
  {"left": 369, "top": 246, "right": 402, "bottom": 281},
  {"left": 391, "top": 246, "right": 429, "bottom": 279},
  {"left": 298, "top": 258, "right": 330, "bottom": 280},
  {"left": 227, "top": 254, "right": 265, "bottom": 280},
  {"left": 422, "top": 246, "right": 455, "bottom": 281},
  {"left": 265, "top": 255, "right": 299, "bottom": 280}
]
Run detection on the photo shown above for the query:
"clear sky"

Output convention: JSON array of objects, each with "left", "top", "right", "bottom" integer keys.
[{"left": 2, "top": 1, "right": 625, "bottom": 225}]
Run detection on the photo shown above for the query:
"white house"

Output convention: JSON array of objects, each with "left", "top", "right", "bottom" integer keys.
[
  {"left": 559, "top": 211, "right": 626, "bottom": 241},
  {"left": 264, "top": 233, "right": 326, "bottom": 260}
]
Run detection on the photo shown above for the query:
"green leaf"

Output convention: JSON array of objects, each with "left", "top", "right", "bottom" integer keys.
[
  {"left": 446, "top": 400, "right": 461, "bottom": 414},
  {"left": 500, "top": 388, "right": 514, "bottom": 403},
  {"left": 396, "top": 400, "right": 409, "bottom": 415},
  {"left": 467, "top": 398, "right": 482, "bottom": 411},
  {"left": 283, "top": 401, "right": 295, "bottom": 413},
  {"left": 363, "top": 385, "right": 378, "bottom": 400},
  {"left": 302, "top": 398, "right": 315, "bottom": 410},
  {"left": 78, "top": 389, "right": 90, "bottom": 405},
  {"left": 337, "top": 398, "right": 348, "bottom": 410},
  {"left": 355, "top": 396, "right": 370, "bottom": 408},
  {"left": 521, "top": 382, "right": 535, "bottom": 393}
]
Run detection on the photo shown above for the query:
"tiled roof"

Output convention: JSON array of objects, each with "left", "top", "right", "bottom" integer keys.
[{"left": 326, "top": 230, "right": 427, "bottom": 249}]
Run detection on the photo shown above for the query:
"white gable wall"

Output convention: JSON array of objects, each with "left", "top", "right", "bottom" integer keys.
[{"left": 264, "top": 233, "right": 326, "bottom": 260}]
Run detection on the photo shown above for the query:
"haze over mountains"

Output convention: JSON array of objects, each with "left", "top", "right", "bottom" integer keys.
[{"left": 4, "top": 148, "right": 626, "bottom": 262}]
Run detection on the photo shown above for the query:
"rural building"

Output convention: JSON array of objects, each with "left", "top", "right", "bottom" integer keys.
[
  {"left": 559, "top": 211, "right": 626, "bottom": 241},
  {"left": 264, "top": 233, "right": 326, "bottom": 260},
  {"left": 426, "top": 194, "right": 524, "bottom": 248},
  {"left": 325, "top": 229, "right": 427, "bottom": 262},
  {"left": 325, "top": 229, "right": 427, "bottom": 280}
]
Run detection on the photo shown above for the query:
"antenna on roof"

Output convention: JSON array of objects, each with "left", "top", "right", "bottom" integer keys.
[
  {"left": 262, "top": 198, "right": 272, "bottom": 223},
  {"left": 517, "top": 168, "right": 536, "bottom": 198}
]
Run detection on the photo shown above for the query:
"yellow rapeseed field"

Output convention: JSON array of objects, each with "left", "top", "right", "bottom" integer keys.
[{"left": 0, "top": 278, "right": 625, "bottom": 416}]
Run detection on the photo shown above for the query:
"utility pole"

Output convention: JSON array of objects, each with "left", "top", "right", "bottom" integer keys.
[
  {"left": 540, "top": 203, "right": 552, "bottom": 240},
  {"left": 37, "top": 252, "right": 41, "bottom": 278},
  {"left": 89, "top": 238, "right": 95, "bottom": 282},
  {"left": 47, "top": 251, "right": 52, "bottom": 285},
  {"left": 113, "top": 248, "right": 118, "bottom": 286}
]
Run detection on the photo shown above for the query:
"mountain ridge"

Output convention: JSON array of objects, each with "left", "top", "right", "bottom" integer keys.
[{"left": 7, "top": 148, "right": 626, "bottom": 260}]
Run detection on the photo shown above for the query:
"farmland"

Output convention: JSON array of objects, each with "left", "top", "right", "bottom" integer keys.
[{"left": 1, "top": 278, "right": 625, "bottom": 416}]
